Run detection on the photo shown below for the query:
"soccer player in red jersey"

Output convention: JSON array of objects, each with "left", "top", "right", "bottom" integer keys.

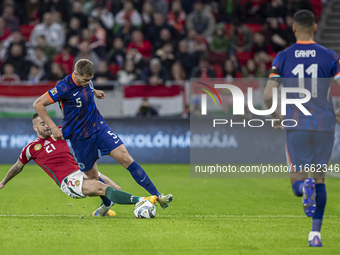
[{"left": 0, "top": 114, "right": 157, "bottom": 216}]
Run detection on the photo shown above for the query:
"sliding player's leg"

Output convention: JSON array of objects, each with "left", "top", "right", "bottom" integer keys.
[
  {"left": 71, "top": 136, "right": 112, "bottom": 208},
  {"left": 97, "top": 125, "right": 173, "bottom": 209},
  {"left": 61, "top": 170, "right": 157, "bottom": 216}
]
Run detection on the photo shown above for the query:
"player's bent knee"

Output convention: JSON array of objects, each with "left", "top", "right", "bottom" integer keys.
[{"left": 314, "top": 178, "right": 325, "bottom": 184}]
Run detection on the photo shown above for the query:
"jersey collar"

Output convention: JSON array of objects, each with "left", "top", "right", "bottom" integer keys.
[
  {"left": 72, "top": 73, "right": 82, "bottom": 87},
  {"left": 296, "top": 40, "right": 316, "bottom": 44}
]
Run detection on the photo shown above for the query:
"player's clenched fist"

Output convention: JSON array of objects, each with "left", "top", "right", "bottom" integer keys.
[{"left": 51, "top": 126, "right": 64, "bottom": 141}]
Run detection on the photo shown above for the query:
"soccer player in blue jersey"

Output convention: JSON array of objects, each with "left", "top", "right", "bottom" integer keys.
[
  {"left": 33, "top": 59, "right": 173, "bottom": 216},
  {"left": 263, "top": 10, "right": 340, "bottom": 247}
]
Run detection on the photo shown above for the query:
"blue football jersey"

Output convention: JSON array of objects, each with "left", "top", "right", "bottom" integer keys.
[
  {"left": 46, "top": 73, "right": 106, "bottom": 140},
  {"left": 269, "top": 41, "right": 340, "bottom": 132}
]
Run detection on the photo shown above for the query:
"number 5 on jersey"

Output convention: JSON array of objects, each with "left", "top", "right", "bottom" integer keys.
[{"left": 76, "top": 97, "right": 82, "bottom": 108}]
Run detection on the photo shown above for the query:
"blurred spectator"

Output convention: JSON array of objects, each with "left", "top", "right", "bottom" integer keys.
[
  {"left": 27, "top": 63, "right": 44, "bottom": 83},
  {"left": 117, "top": 59, "right": 138, "bottom": 84},
  {"left": 125, "top": 47, "right": 147, "bottom": 76},
  {"left": 115, "top": 1, "right": 142, "bottom": 29},
  {"left": 2, "top": 3, "right": 19, "bottom": 32},
  {"left": 146, "top": 13, "right": 178, "bottom": 50},
  {"left": 2, "top": 30, "right": 32, "bottom": 62},
  {"left": 209, "top": 23, "right": 230, "bottom": 53},
  {"left": 141, "top": 2, "right": 154, "bottom": 31},
  {"left": 90, "top": 3, "right": 114, "bottom": 31},
  {"left": 108, "top": 38, "right": 125, "bottom": 68},
  {"left": 53, "top": 45, "right": 74, "bottom": 75},
  {"left": 186, "top": 29, "right": 208, "bottom": 58},
  {"left": 186, "top": 0, "right": 216, "bottom": 38},
  {"left": 242, "top": 59, "right": 262, "bottom": 79},
  {"left": 26, "top": 0, "right": 39, "bottom": 25},
  {"left": 51, "top": 11, "right": 64, "bottom": 27},
  {"left": 126, "top": 31, "right": 152, "bottom": 59},
  {"left": 0, "top": 63, "right": 20, "bottom": 82},
  {"left": 210, "top": 0, "right": 228, "bottom": 23},
  {"left": 141, "top": 57, "right": 169, "bottom": 85},
  {"left": 31, "top": 46, "right": 51, "bottom": 79},
  {"left": 48, "top": 62, "right": 65, "bottom": 81},
  {"left": 75, "top": 41, "right": 100, "bottom": 70},
  {"left": 148, "top": 0, "right": 169, "bottom": 18},
  {"left": 0, "top": 17, "right": 10, "bottom": 41},
  {"left": 243, "top": 0, "right": 267, "bottom": 23},
  {"left": 115, "top": 18, "right": 136, "bottom": 46},
  {"left": 284, "top": 15, "right": 296, "bottom": 47},
  {"left": 230, "top": 20, "right": 253, "bottom": 53},
  {"left": 30, "top": 12, "right": 65, "bottom": 52},
  {"left": 267, "top": 0, "right": 287, "bottom": 23},
  {"left": 89, "top": 18, "right": 106, "bottom": 59},
  {"left": 222, "top": 0, "right": 242, "bottom": 23},
  {"left": 66, "top": 17, "right": 82, "bottom": 43},
  {"left": 253, "top": 32, "right": 268, "bottom": 53},
  {"left": 2, "top": 43, "right": 31, "bottom": 80},
  {"left": 191, "top": 56, "right": 216, "bottom": 78},
  {"left": 287, "top": 0, "right": 313, "bottom": 15},
  {"left": 136, "top": 98, "right": 158, "bottom": 117},
  {"left": 167, "top": 1, "right": 186, "bottom": 35},
  {"left": 68, "top": 35, "right": 80, "bottom": 57},
  {"left": 157, "top": 28, "right": 175, "bottom": 50},
  {"left": 155, "top": 43, "right": 175, "bottom": 70},
  {"left": 265, "top": 18, "right": 287, "bottom": 52},
  {"left": 93, "top": 61, "right": 115, "bottom": 83},
  {"left": 71, "top": 1, "right": 88, "bottom": 29},
  {"left": 36, "top": 35, "right": 56, "bottom": 61},
  {"left": 176, "top": 40, "right": 197, "bottom": 78},
  {"left": 170, "top": 62, "right": 186, "bottom": 85},
  {"left": 224, "top": 59, "right": 242, "bottom": 81},
  {"left": 39, "top": 0, "right": 71, "bottom": 25}
]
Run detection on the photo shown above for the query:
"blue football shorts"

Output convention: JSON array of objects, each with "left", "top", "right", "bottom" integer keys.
[
  {"left": 71, "top": 125, "right": 124, "bottom": 172},
  {"left": 285, "top": 130, "right": 334, "bottom": 172}
]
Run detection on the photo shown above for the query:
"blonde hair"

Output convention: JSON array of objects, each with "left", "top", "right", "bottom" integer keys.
[{"left": 74, "top": 59, "right": 94, "bottom": 76}]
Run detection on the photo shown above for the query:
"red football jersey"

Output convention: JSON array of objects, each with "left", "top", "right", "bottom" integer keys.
[{"left": 19, "top": 137, "right": 79, "bottom": 186}]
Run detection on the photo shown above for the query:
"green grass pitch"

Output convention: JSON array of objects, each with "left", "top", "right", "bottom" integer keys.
[{"left": 0, "top": 164, "right": 339, "bottom": 255}]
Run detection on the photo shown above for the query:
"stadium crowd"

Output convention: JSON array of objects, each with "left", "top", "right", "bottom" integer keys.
[{"left": 0, "top": 0, "right": 321, "bottom": 84}]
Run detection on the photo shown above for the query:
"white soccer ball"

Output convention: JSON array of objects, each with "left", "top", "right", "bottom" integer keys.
[{"left": 134, "top": 199, "right": 156, "bottom": 219}]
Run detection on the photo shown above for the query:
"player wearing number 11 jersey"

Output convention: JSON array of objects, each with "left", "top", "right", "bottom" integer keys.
[{"left": 264, "top": 10, "right": 340, "bottom": 247}]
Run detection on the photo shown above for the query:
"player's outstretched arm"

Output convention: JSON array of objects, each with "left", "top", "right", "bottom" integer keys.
[
  {"left": 0, "top": 159, "right": 25, "bottom": 189},
  {"left": 33, "top": 94, "right": 64, "bottom": 141},
  {"left": 264, "top": 80, "right": 284, "bottom": 130}
]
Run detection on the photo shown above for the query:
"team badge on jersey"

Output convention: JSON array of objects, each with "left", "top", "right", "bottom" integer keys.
[
  {"left": 50, "top": 87, "right": 58, "bottom": 96},
  {"left": 75, "top": 180, "right": 80, "bottom": 186},
  {"left": 34, "top": 144, "right": 42, "bottom": 151}
]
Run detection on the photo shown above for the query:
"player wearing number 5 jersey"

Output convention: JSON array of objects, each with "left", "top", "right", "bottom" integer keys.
[
  {"left": 264, "top": 10, "right": 340, "bottom": 247},
  {"left": 33, "top": 59, "right": 172, "bottom": 214}
]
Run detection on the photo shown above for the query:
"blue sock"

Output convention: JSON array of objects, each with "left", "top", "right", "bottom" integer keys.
[
  {"left": 127, "top": 161, "right": 160, "bottom": 196},
  {"left": 292, "top": 180, "right": 304, "bottom": 196},
  {"left": 99, "top": 176, "right": 112, "bottom": 207},
  {"left": 312, "top": 183, "right": 327, "bottom": 232}
]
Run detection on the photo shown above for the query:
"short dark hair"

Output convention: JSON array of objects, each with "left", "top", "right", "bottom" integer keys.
[
  {"left": 32, "top": 113, "right": 39, "bottom": 124},
  {"left": 294, "top": 10, "right": 315, "bottom": 28}
]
